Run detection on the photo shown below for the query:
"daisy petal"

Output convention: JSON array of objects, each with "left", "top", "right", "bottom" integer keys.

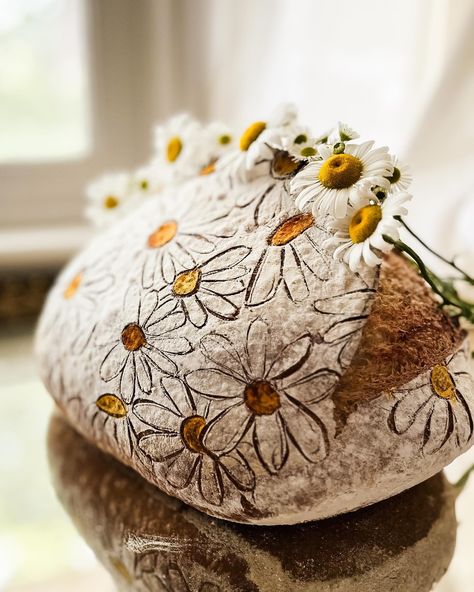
[{"left": 253, "top": 413, "right": 288, "bottom": 473}]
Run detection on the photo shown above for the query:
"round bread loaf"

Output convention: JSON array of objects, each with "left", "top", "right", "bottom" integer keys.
[{"left": 36, "top": 156, "right": 473, "bottom": 524}]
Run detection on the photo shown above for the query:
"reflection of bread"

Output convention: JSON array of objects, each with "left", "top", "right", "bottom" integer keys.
[
  {"left": 48, "top": 413, "right": 457, "bottom": 592},
  {"left": 334, "top": 252, "right": 465, "bottom": 426}
]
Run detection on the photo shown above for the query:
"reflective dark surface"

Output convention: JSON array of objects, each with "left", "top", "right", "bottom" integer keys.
[{"left": 48, "top": 413, "right": 457, "bottom": 592}]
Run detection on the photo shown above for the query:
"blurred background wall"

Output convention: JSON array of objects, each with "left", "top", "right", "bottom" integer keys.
[{"left": 0, "top": 1, "right": 473, "bottom": 590}]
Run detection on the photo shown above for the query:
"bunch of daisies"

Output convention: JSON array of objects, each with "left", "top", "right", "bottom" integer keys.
[
  {"left": 85, "top": 104, "right": 415, "bottom": 273},
  {"left": 85, "top": 114, "right": 235, "bottom": 227}
]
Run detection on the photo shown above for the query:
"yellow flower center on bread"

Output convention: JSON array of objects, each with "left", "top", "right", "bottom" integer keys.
[
  {"left": 199, "top": 160, "right": 216, "bottom": 176},
  {"left": 166, "top": 136, "right": 182, "bottom": 162},
  {"left": 319, "top": 153, "right": 363, "bottom": 189},
  {"left": 64, "top": 273, "right": 82, "bottom": 300},
  {"left": 104, "top": 195, "right": 119, "bottom": 209},
  {"left": 244, "top": 380, "right": 281, "bottom": 415},
  {"left": 147, "top": 221, "right": 178, "bottom": 248},
  {"left": 240, "top": 121, "right": 266, "bottom": 151},
  {"left": 272, "top": 150, "right": 300, "bottom": 177},
  {"left": 173, "top": 269, "right": 201, "bottom": 296},
  {"left": 430, "top": 365, "right": 457, "bottom": 401},
  {"left": 181, "top": 415, "right": 206, "bottom": 453},
  {"left": 269, "top": 213, "right": 315, "bottom": 246},
  {"left": 349, "top": 205, "right": 382, "bottom": 244},
  {"left": 121, "top": 323, "right": 147, "bottom": 351},
  {"left": 96, "top": 394, "right": 127, "bottom": 418}
]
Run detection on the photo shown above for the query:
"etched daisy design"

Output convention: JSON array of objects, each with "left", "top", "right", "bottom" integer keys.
[
  {"left": 140, "top": 201, "right": 235, "bottom": 287},
  {"left": 99, "top": 287, "right": 192, "bottom": 403},
  {"left": 186, "top": 318, "right": 340, "bottom": 474},
  {"left": 324, "top": 182, "right": 411, "bottom": 272},
  {"left": 232, "top": 143, "right": 304, "bottom": 227},
  {"left": 40, "top": 264, "right": 114, "bottom": 355},
  {"left": 291, "top": 141, "right": 393, "bottom": 219},
  {"left": 134, "top": 377, "right": 255, "bottom": 506},
  {"left": 165, "top": 245, "right": 251, "bottom": 328},
  {"left": 217, "top": 103, "right": 298, "bottom": 182},
  {"left": 313, "top": 287, "right": 377, "bottom": 368},
  {"left": 387, "top": 348, "right": 474, "bottom": 455},
  {"left": 245, "top": 212, "right": 330, "bottom": 306}
]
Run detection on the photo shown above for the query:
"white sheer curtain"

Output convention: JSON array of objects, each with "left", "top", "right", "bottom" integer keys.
[{"left": 150, "top": 0, "right": 474, "bottom": 260}]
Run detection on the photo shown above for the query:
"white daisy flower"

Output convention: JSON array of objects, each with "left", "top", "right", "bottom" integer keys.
[
  {"left": 291, "top": 141, "right": 394, "bottom": 219},
  {"left": 85, "top": 172, "right": 133, "bottom": 228},
  {"left": 198, "top": 121, "right": 235, "bottom": 176},
  {"left": 130, "top": 163, "right": 165, "bottom": 197},
  {"left": 217, "top": 103, "right": 299, "bottom": 182},
  {"left": 385, "top": 156, "right": 412, "bottom": 192},
  {"left": 324, "top": 182, "right": 412, "bottom": 272},
  {"left": 329, "top": 121, "right": 360, "bottom": 144},
  {"left": 278, "top": 127, "right": 319, "bottom": 161},
  {"left": 153, "top": 113, "right": 202, "bottom": 180}
]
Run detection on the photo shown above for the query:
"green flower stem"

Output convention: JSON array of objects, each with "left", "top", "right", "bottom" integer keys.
[
  {"left": 382, "top": 234, "right": 474, "bottom": 323},
  {"left": 394, "top": 215, "right": 474, "bottom": 286},
  {"left": 454, "top": 464, "right": 474, "bottom": 494}
]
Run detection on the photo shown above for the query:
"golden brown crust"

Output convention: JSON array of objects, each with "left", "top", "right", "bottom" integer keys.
[{"left": 333, "top": 252, "right": 465, "bottom": 427}]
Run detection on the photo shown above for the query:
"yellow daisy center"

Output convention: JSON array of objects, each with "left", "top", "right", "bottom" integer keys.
[
  {"left": 319, "top": 153, "right": 363, "bottom": 189},
  {"left": 244, "top": 380, "right": 281, "bottom": 416},
  {"left": 430, "top": 365, "right": 457, "bottom": 401},
  {"left": 173, "top": 269, "right": 201, "bottom": 296},
  {"left": 96, "top": 394, "right": 127, "bottom": 418},
  {"left": 269, "top": 213, "right": 315, "bottom": 246},
  {"left": 63, "top": 273, "right": 82, "bottom": 300},
  {"left": 166, "top": 136, "right": 182, "bottom": 162},
  {"left": 139, "top": 179, "right": 149, "bottom": 190},
  {"left": 147, "top": 221, "right": 178, "bottom": 248},
  {"left": 181, "top": 415, "right": 206, "bottom": 453},
  {"left": 349, "top": 205, "right": 382, "bottom": 244},
  {"left": 240, "top": 121, "right": 266, "bottom": 151},
  {"left": 272, "top": 150, "right": 301, "bottom": 177},
  {"left": 104, "top": 195, "right": 119, "bottom": 209},
  {"left": 121, "top": 323, "right": 147, "bottom": 351}
]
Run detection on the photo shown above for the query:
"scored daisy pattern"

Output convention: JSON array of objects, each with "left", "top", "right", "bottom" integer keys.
[
  {"left": 186, "top": 318, "right": 340, "bottom": 474},
  {"left": 387, "top": 347, "right": 474, "bottom": 455},
  {"left": 291, "top": 141, "right": 393, "bottom": 219},
  {"left": 99, "top": 286, "right": 192, "bottom": 404},
  {"left": 164, "top": 245, "right": 251, "bottom": 328},
  {"left": 134, "top": 377, "right": 255, "bottom": 506},
  {"left": 139, "top": 201, "right": 236, "bottom": 287},
  {"left": 245, "top": 212, "right": 331, "bottom": 307},
  {"left": 40, "top": 262, "right": 114, "bottom": 355},
  {"left": 313, "top": 287, "right": 377, "bottom": 368},
  {"left": 233, "top": 144, "right": 304, "bottom": 227}
]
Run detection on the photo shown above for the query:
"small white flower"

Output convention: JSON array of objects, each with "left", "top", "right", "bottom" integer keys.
[
  {"left": 277, "top": 127, "right": 319, "bottom": 161},
  {"left": 217, "top": 103, "right": 299, "bottom": 182},
  {"left": 291, "top": 141, "right": 393, "bottom": 219},
  {"left": 324, "top": 181, "right": 411, "bottom": 272},
  {"left": 329, "top": 121, "right": 360, "bottom": 144},
  {"left": 85, "top": 172, "right": 133, "bottom": 227},
  {"left": 198, "top": 121, "right": 235, "bottom": 175},
  {"left": 153, "top": 113, "right": 202, "bottom": 180},
  {"left": 385, "top": 156, "right": 412, "bottom": 192},
  {"left": 130, "top": 163, "right": 165, "bottom": 197}
]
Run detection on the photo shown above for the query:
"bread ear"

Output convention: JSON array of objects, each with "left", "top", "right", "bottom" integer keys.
[{"left": 333, "top": 252, "right": 465, "bottom": 429}]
